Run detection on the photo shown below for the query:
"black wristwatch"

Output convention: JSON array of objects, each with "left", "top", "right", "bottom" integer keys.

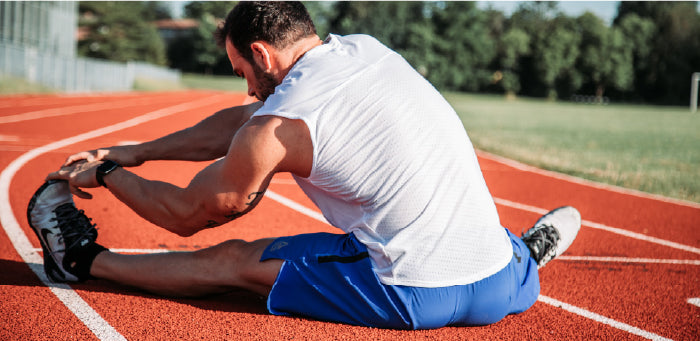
[{"left": 96, "top": 160, "right": 120, "bottom": 188}]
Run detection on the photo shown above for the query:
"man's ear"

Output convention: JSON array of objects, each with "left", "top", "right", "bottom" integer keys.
[{"left": 250, "top": 42, "right": 273, "bottom": 71}]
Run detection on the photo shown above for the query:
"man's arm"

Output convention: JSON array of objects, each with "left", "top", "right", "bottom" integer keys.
[
  {"left": 48, "top": 115, "right": 312, "bottom": 237},
  {"left": 64, "top": 101, "right": 263, "bottom": 167}
]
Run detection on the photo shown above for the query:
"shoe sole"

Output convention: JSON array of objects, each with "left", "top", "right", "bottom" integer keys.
[{"left": 26, "top": 180, "right": 69, "bottom": 282}]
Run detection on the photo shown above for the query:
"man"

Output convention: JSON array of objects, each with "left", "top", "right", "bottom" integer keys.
[{"left": 29, "top": 2, "right": 580, "bottom": 329}]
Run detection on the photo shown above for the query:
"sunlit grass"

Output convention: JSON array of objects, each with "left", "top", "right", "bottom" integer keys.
[
  {"left": 181, "top": 73, "right": 247, "bottom": 92},
  {"left": 447, "top": 92, "right": 700, "bottom": 202},
  {"left": 0, "top": 75, "right": 55, "bottom": 94}
]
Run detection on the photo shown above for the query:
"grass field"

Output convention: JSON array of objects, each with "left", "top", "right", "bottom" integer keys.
[
  {"left": 447, "top": 93, "right": 699, "bottom": 203},
  {"left": 0, "top": 75, "right": 55, "bottom": 94},
  {"left": 2, "top": 73, "right": 697, "bottom": 203}
]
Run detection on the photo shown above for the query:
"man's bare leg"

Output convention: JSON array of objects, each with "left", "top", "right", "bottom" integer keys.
[{"left": 90, "top": 238, "right": 283, "bottom": 297}]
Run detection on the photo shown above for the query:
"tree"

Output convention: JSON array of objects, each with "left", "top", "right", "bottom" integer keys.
[
  {"left": 174, "top": 1, "right": 237, "bottom": 74},
  {"left": 427, "top": 2, "right": 496, "bottom": 91},
  {"left": 530, "top": 15, "right": 581, "bottom": 100},
  {"left": 142, "top": 1, "right": 172, "bottom": 20},
  {"left": 575, "top": 12, "right": 634, "bottom": 101},
  {"left": 184, "top": 1, "right": 237, "bottom": 19},
  {"left": 77, "top": 2, "right": 168, "bottom": 66},
  {"left": 614, "top": 1, "right": 700, "bottom": 104},
  {"left": 304, "top": 1, "right": 334, "bottom": 38},
  {"left": 496, "top": 27, "right": 530, "bottom": 95},
  {"left": 508, "top": 2, "right": 567, "bottom": 98},
  {"left": 192, "top": 13, "right": 222, "bottom": 74},
  {"left": 327, "top": 2, "right": 445, "bottom": 82},
  {"left": 328, "top": 1, "right": 427, "bottom": 51}
]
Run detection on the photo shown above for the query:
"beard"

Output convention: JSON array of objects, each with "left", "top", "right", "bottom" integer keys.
[{"left": 252, "top": 63, "right": 279, "bottom": 102}]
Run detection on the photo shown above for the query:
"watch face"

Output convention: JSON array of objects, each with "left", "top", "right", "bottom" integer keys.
[
  {"left": 97, "top": 160, "right": 120, "bottom": 188},
  {"left": 99, "top": 160, "right": 119, "bottom": 173}
]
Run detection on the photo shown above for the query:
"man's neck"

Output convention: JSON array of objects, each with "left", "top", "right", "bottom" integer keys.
[{"left": 274, "top": 35, "right": 324, "bottom": 82}]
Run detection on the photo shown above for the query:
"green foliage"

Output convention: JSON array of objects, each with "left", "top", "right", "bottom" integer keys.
[
  {"left": 328, "top": 2, "right": 495, "bottom": 92},
  {"left": 429, "top": 2, "right": 496, "bottom": 91},
  {"left": 614, "top": 1, "right": 700, "bottom": 104},
  {"left": 533, "top": 19, "right": 580, "bottom": 99},
  {"left": 576, "top": 12, "right": 633, "bottom": 98},
  {"left": 77, "top": 2, "right": 167, "bottom": 65},
  {"left": 184, "top": 1, "right": 237, "bottom": 19},
  {"left": 174, "top": 1, "right": 236, "bottom": 74},
  {"left": 192, "top": 13, "right": 223, "bottom": 73},
  {"left": 76, "top": 1, "right": 699, "bottom": 106},
  {"left": 496, "top": 28, "right": 529, "bottom": 94}
]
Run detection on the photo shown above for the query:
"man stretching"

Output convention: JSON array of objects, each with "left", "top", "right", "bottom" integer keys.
[{"left": 29, "top": 2, "right": 580, "bottom": 329}]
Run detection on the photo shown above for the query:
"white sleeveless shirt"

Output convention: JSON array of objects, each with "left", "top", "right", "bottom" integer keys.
[{"left": 252, "top": 34, "right": 512, "bottom": 287}]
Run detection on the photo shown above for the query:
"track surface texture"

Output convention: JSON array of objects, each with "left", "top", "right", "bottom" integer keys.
[{"left": 1, "top": 91, "right": 698, "bottom": 340}]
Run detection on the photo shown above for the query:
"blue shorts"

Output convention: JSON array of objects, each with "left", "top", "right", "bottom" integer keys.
[{"left": 260, "top": 229, "right": 540, "bottom": 329}]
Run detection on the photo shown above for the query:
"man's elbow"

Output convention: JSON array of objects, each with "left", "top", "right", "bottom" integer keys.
[
  {"left": 160, "top": 218, "right": 201, "bottom": 237},
  {"left": 157, "top": 205, "right": 206, "bottom": 237}
]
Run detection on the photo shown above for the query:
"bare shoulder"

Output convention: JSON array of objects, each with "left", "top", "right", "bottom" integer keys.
[{"left": 230, "top": 115, "right": 312, "bottom": 177}]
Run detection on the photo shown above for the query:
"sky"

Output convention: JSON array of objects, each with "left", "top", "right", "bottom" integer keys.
[
  {"left": 167, "top": 1, "right": 622, "bottom": 23},
  {"left": 477, "top": 1, "right": 620, "bottom": 24},
  {"left": 167, "top": 1, "right": 699, "bottom": 26}
]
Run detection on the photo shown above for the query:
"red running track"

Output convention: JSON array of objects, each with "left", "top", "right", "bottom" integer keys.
[{"left": 1, "top": 91, "right": 698, "bottom": 340}]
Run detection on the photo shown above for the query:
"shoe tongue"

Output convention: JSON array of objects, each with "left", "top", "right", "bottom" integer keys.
[{"left": 54, "top": 203, "right": 78, "bottom": 216}]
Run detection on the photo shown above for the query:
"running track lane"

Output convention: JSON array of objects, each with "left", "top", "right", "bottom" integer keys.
[{"left": 1, "top": 91, "right": 698, "bottom": 340}]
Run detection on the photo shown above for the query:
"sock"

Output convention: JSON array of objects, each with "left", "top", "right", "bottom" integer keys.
[{"left": 64, "top": 243, "right": 108, "bottom": 281}]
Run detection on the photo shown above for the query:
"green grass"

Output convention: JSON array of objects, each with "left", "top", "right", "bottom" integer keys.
[
  {"left": 0, "top": 73, "right": 247, "bottom": 94},
  {"left": 132, "top": 77, "right": 186, "bottom": 91},
  {"left": 0, "top": 75, "right": 55, "bottom": 94},
  {"left": 446, "top": 92, "right": 700, "bottom": 203},
  {"left": 181, "top": 73, "right": 247, "bottom": 92}
]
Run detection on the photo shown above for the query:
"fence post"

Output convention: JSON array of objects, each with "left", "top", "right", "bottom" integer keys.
[{"left": 691, "top": 72, "right": 700, "bottom": 113}]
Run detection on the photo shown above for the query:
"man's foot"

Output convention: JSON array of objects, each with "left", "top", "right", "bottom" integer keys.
[
  {"left": 27, "top": 180, "right": 106, "bottom": 282},
  {"left": 521, "top": 206, "right": 581, "bottom": 268}
]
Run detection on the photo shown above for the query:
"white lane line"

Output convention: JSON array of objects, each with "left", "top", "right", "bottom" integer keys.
[
  {"left": 688, "top": 298, "right": 700, "bottom": 308},
  {"left": 34, "top": 247, "right": 700, "bottom": 267},
  {"left": 264, "top": 190, "right": 675, "bottom": 340},
  {"left": 265, "top": 190, "right": 328, "bottom": 224},
  {"left": 33, "top": 248, "right": 172, "bottom": 254},
  {"left": 538, "top": 295, "right": 672, "bottom": 341},
  {"left": 0, "top": 93, "right": 227, "bottom": 341},
  {"left": 478, "top": 150, "right": 700, "bottom": 209},
  {"left": 557, "top": 256, "right": 700, "bottom": 265},
  {"left": 494, "top": 197, "right": 700, "bottom": 255},
  {"left": 0, "top": 94, "right": 178, "bottom": 124},
  {"left": 0, "top": 134, "right": 20, "bottom": 141}
]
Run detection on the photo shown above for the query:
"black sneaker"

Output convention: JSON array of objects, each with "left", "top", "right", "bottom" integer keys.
[
  {"left": 521, "top": 206, "right": 581, "bottom": 268},
  {"left": 27, "top": 180, "right": 106, "bottom": 282}
]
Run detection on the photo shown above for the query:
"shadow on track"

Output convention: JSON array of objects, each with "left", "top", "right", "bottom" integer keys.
[{"left": 1, "top": 258, "right": 269, "bottom": 315}]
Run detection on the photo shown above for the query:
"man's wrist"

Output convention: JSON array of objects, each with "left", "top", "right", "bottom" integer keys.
[{"left": 96, "top": 160, "right": 121, "bottom": 188}]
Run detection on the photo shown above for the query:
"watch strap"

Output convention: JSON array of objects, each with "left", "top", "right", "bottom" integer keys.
[{"left": 96, "top": 160, "right": 120, "bottom": 188}]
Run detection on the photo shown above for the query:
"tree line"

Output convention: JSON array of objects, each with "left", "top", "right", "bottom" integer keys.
[{"left": 77, "top": 1, "right": 700, "bottom": 106}]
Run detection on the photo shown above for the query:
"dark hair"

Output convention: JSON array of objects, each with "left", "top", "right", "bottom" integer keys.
[{"left": 215, "top": 1, "right": 317, "bottom": 63}]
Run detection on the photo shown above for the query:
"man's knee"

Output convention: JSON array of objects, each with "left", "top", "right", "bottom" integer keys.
[{"left": 192, "top": 238, "right": 280, "bottom": 293}]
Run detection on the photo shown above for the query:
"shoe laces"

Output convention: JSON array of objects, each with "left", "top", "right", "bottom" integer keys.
[
  {"left": 523, "top": 224, "right": 560, "bottom": 265},
  {"left": 50, "top": 203, "right": 97, "bottom": 252}
]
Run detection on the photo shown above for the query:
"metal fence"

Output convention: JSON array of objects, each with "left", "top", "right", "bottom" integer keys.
[
  {"left": 0, "top": 1, "right": 77, "bottom": 58},
  {"left": 0, "top": 41, "right": 181, "bottom": 92}
]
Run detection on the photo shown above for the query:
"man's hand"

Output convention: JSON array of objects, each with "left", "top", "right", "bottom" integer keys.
[
  {"left": 63, "top": 145, "right": 143, "bottom": 168},
  {"left": 47, "top": 160, "right": 104, "bottom": 199}
]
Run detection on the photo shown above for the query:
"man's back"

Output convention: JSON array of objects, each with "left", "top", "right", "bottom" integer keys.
[{"left": 254, "top": 34, "right": 512, "bottom": 287}]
